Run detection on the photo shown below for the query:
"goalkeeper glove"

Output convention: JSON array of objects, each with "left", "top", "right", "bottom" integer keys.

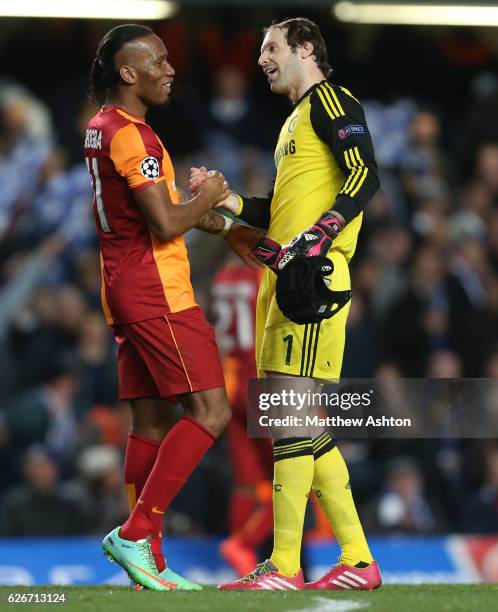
[
  {"left": 276, "top": 256, "right": 352, "bottom": 324},
  {"left": 252, "top": 211, "right": 345, "bottom": 273}
]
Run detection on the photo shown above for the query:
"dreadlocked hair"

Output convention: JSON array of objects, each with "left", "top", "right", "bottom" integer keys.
[
  {"left": 88, "top": 24, "right": 153, "bottom": 105},
  {"left": 266, "top": 17, "right": 333, "bottom": 79}
]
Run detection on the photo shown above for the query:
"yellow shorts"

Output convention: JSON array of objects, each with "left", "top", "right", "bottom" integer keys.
[{"left": 255, "top": 250, "right": 351, "bottom": 380}]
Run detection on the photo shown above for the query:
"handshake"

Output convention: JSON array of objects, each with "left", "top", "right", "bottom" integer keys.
[{"left": 190, "top": 168, "right": 230, "bottom": 208}]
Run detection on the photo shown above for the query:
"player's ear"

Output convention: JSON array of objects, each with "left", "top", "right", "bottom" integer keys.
[
  {"left": 300, "top": 41, "right": 315, "bottom": 60},
  {"left": 120, "top": 65, "right": 137, "bottom": 85}
]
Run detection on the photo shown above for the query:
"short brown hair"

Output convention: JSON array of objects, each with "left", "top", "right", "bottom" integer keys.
[{"left": 265, "top": 17, "right": 333, "bottom": 78}]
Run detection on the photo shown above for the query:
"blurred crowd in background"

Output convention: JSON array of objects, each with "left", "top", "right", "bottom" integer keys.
[{"left": 0, "top": 11, "right": 497, "bottom": 541}]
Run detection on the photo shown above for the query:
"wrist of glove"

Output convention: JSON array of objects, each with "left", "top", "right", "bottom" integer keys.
[
  {"left": 252, "top": 236, "right": 284, "bottom": 272},
  {"left": 314, "top": 210, "right": 345, "bottom": 240},
  {"left": 252, "top": 211, "right": 345, "bottom": 274}
]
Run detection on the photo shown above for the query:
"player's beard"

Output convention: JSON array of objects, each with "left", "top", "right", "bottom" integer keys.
[{"left": 270, "top": 55, "right": 300, "bottom": 96}]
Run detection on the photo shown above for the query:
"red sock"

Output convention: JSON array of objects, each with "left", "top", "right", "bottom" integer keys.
[
  {"left": 229, "top": 492, "right": 256, "bottom": 533},
  {"left": 124, "top": 433, "right": 160, "bottom": 508},
  {"left": 120, "top": 417, "right": 215, "bottom": 541},
  {"left": 124, "top": 433, "right": 167, "bottom": 571},
  {"left": 239, "top": 501, "right": 274, "bottom": 550}
]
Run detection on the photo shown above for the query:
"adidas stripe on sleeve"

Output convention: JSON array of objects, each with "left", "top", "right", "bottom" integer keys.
[{"left": 310, "top": 82, "right": 380, "bottom": 225}]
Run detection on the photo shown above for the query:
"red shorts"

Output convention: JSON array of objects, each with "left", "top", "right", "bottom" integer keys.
[{"left": 112, "top": 306, "right": 225, "bottom": 400}]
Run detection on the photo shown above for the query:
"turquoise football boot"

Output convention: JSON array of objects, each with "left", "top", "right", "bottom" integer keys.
[{"left": 103, "top": 527, "right": 176, "bottom": 591}]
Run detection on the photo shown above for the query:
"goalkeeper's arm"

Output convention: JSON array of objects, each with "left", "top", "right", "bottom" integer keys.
[
  {"left": 309, "top": 84, "right": 380, "bottom": 225},
  {"left": 218, "top": 188, "right": 273, "bottom": 231}
]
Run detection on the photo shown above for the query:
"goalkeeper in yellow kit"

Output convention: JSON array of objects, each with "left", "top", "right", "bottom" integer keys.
[{"left": 191, "top": 17, "right": 381, "bottom": 591}]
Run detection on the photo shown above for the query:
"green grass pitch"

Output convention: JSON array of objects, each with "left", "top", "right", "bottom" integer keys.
[{"left": 1, "top": 585, "right": 497, "bottom": 612}]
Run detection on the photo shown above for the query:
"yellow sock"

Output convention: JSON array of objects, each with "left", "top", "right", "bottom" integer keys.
[
  {"left": 270, "top": 437, "right": 314, "bottom": 577},
  {"left": 312, "top": 433, "right": 373, "bottom": 566}
]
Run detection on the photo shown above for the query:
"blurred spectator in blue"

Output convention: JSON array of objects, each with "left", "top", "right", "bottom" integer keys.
[
  {"left": 364, "top": 457, "right": 447, "bottom": 534},
  {"left": 364, "top": 98, "right": 416, "bottom": 171},
  {"left": 450, "top": 181, "right": 490, "bottom": 245},
  {"left": 3, "top": 356, "right": 81, "bottom": 479},
  {"left": 9, "top": 285, "right": 89, "bottom": 393},
  {"left": 382, "top": 246, "right": 471, "bottom": 375},
  {"left": 0, "top": 84, "right": 53, "bottom": 240},
  {"left": 0, "top": 445, "right": 84, "bottom": 535},
  {"left": 368, "top": 226, "right": 413, "bottom": 317},
  {"left": 401, "top": 109, "right": 453, "bottom": 207},
  {"left": 13, "top": 144, "right": 95, "bottom": 269}
]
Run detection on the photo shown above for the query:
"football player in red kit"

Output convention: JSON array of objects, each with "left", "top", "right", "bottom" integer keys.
[{"left": 85, "top": 24, "right": 236, "bottom": 591}]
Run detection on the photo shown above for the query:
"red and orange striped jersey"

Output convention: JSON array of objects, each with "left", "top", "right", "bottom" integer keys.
[{"left": 84, "top": 105, "right": 196, "bottom": 325}]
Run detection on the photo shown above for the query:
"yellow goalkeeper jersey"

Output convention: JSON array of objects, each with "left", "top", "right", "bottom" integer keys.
[{"left": 238, "top": 80, "right": 379, "bottom": 264}]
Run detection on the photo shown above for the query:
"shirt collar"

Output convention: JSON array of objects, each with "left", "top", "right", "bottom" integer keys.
[{"left": 294, "top": 79, "right": 328, "bottom": 107}]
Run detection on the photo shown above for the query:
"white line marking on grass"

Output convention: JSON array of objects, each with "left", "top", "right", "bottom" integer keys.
[{"left": 290, "top": 596, "right": 370, "bottom": 612}]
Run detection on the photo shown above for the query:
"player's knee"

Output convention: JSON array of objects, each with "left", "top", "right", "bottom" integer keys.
[
  {"left": 193, "top": 400, "right": 231, "bottom": 438},
  {"left": 130, "top": 402, "right": 178, "bottom": 442}
]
